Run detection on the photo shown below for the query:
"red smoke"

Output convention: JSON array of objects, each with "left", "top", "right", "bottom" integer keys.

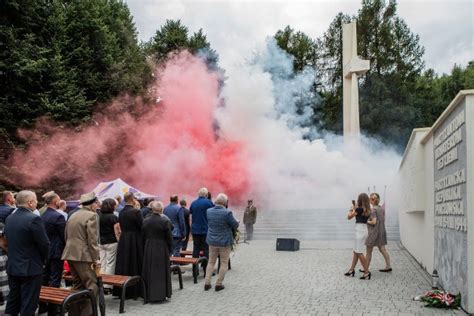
[{"left": 6, "top": 51, "right": 252, "bottom": 204}]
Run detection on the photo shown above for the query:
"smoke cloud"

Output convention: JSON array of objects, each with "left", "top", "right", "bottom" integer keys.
[
  {"left": 216, "top": 38, "right": 401, "bottom": 209},
  {"left": 7, "top": 51, "right": 251, "bottom": 203},
  {"left": 7, "top": 40, "right": 401, "bottom": 210}
]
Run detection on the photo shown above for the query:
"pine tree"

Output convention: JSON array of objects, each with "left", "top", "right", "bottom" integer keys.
[{"left": 147, "top": 19, "right": 220, "bottom": 70}]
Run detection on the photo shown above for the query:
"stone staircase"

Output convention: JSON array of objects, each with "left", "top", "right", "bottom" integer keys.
[{"left": 235, "top": 208, "right": 400, "bottom": 241}]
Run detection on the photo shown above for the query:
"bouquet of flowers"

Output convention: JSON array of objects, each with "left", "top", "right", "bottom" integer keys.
[
  {"left": 417, "top": 290, "right": 461, "bottom": 309},
  {"left": 231, "top": 228, "right": 240, "bottom": 251}
]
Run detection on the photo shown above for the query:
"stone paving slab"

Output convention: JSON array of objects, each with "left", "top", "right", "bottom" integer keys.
[{"left": 99, "top": 240, "right": 465, "bottom": 315}]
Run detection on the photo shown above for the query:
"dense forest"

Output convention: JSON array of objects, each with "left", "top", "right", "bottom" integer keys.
[{"left": 1, "top": 0, "right": 472, "bottom": 160}]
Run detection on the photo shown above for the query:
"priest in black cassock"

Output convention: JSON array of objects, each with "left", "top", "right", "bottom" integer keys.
[
  {"left": 142, "top": 201, "right": 173, "bottom": 302},
  {"left": 114, "top": 192, "right": 143, "bottom": 298}
]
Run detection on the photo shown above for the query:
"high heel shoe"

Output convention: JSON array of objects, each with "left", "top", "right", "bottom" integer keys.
[
  {"left": 360, "top": 272, "right": 371, "bottom": 280},
  {"left": 344, "top": 270, "right": 355, "bottom": 277}
]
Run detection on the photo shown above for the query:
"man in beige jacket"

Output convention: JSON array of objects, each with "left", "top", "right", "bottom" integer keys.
[{"left": 62, "top": 192, "right": 100, "bottom": 316}]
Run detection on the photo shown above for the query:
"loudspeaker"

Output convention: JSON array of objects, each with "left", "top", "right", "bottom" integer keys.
[{"left": 276, "top": 238, "right": 300, "bottom": 251}]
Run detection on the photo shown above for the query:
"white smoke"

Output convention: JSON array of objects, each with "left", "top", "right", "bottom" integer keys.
[
  {"left": 252, "top": 39, "right": 321, "bottom": 139},
  {"left": 215, "top": 37, "right": 401, "bottom": 209}
]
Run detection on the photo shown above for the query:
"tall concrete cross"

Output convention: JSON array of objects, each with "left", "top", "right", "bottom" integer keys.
[{"left": 342, "top": 21, "right": 370, "bottom": 143}]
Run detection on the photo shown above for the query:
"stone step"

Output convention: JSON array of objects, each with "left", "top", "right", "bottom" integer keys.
[{"left": 241, "top": 208, "right": 400, "bottom": 241}]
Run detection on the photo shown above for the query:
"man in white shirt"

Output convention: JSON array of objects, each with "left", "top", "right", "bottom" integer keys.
[{"left": 57, "top": 200, "right": 68, "bottom": 220}]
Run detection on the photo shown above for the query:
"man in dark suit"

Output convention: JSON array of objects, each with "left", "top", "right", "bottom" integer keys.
[
  {"left": 190, "top": 187, "right": 214, "bottom": 272},
  {"left": 180, "top": 199, "right": 191, "bottom": 251},
  {"left": 4, "top": 190, "right": 50, "bottom": 315},
  {"left": 164, "top": 195, "right": 186, "bottom": 256},
  {"left": 41, "top": 192, "right": 66, "bottom": 287},
  {"left": 0, "top": 191, "right": 15, "bottom": 223}
]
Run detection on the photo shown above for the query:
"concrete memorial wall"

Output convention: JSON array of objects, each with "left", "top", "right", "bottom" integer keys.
[{"left": 398, "top": 90, "right": 473, "bottom": 313}]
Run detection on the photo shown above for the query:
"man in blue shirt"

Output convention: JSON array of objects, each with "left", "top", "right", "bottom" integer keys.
[
  {"left": 163, "top": 195, "right": 186, "bottom": 256},
  {"left": 204, "top": 193, "right": 239, "bottom": 292},
  {"left": 189, "top": 187, "right": 214, "bottom": 271}
]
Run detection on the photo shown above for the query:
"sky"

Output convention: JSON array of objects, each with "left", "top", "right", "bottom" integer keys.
[{"left": 125, "top": 0, "right": 473, "bottom": 75}]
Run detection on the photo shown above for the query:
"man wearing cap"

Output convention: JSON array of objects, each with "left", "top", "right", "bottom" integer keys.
[
  {"left": 62, "top": 192, "right": 100, "bottom": 316},
  {"left": 243, "top": 200, "right": 257, "bottom": 240}
]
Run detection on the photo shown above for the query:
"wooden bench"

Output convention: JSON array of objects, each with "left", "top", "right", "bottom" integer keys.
[
  {"left": 180, "top": 250, "right": 231, "bottom": 271},
  {"left": 170, "top": 256, "right": 208, "bottom": 283},
  {"left": 40, "top": 286, "right": 97, "bottom": 316},
  {"left": 64, "top": 274, "right": 146, "bottom": 313}
]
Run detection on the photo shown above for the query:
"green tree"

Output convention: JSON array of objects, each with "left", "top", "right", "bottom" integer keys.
[
  {"left": 274, "top": 26, "right": 319, "bottom": 73},
  {"left": 415, "top": 62, "right": 474, "bottom": 127},
  {"left": 147, "top": 19, "right": 219, "bottom": 69},
  {"left": 318, "top": 0, "right": 426, "bottom": 150},
  {"left": 317, "top": 13, "right": 351, "bottom": 132},
  {"left": 63, "top": 0, "right": 149, "bottom": 103},
  {"left": 0, "top": 0, "right": 150, "bottom": 138},
  {"left": 273, "top": 26, "right": 323, "bottom": 134}
]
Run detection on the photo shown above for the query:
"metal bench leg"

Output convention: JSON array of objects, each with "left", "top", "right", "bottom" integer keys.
[
  {"left": 62, "top": 289, "right": 97, "bottom": 316},
  {"left": 178, "top": 268, "right": 183, "bottom": 289},
  {"left": 193, "top": 264, "right": 198, "bottom": 283},
  {"left": 120, "top": 276, "right": 141, "bottom": 313},
  {"left": 120, "top": 285, "right": 126, "bottom": 313},
  {"left": 199, "top": 258, "right": 208, "bottom": 278},
  {"left": 141, "top": 277, "right": 147, "bottom": 304}
]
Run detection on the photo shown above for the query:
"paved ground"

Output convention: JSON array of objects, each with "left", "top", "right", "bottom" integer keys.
[
  {"left": 100, "top": 240, "right": 464, "bottom": 315},
  {"left": 0, "top": 240, "right": 464, "bottom": 315}
]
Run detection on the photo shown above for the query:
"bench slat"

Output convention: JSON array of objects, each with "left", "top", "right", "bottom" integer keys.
[
  {"left": 170, "top": 257, "right": 200, "bottom": 264},
  {"left": 64, "top": 274, "right": 134, "bottom": 287}
]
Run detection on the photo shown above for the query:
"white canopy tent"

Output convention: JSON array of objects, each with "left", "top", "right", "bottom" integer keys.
[{"left": 91, "top": 178, "right": 156, "bottom": 201}]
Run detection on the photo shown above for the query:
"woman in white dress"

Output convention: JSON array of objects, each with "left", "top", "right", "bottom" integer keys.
[{"left": 344, "top": 193, "right": 372, "bottom": 280}]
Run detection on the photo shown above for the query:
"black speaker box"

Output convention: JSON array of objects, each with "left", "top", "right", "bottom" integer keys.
[{"left": 276, "top": 238, "right": 300, "bottom": 251}]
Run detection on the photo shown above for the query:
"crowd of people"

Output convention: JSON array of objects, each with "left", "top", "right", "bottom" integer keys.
[
  {"left": 0, "top": 186, "right": 241, "bottom": 315},
  {"left": 345, "top": 192, "right": 392, "bottom": 280}
]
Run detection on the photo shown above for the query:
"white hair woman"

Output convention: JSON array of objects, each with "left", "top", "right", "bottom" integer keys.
[
  {"left": 365, "top": 193, "right": 391, "bottom": 272},
  {"left": 142, "top": 200, "right": 173, "bottom": 302}
]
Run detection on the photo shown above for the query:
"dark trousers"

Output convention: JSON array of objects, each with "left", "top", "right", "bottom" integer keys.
[
  {"left": 172, "top": 237, "right": 183, "bottom": 257},
  {"left": 182, "top": 226, "right": 191, "bottom": 250},
  {"left": 245, "top": 223, "right": 254, "bottom": 240},
  {"left": 68, "top": 261, "right": 98, "bottom": 316},
  {"left": 43, "top": 258, "right": 63, "bottom": 287},
  {"left": 5, "top": 273, "right": 42, "bottom": 316},
  {"left": 192, "top": 234, "right": 208, "bottom": 270},
  {"left": 39, "top": 258, "right": 64, "bottom": 314}
]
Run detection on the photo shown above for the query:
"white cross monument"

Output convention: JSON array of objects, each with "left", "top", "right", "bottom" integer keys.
[{"left": 342, "top": 20, "right": 370, "bottom": 143}]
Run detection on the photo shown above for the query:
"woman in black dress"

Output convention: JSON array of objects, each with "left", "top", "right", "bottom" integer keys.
[
  {"left": 142, "top": 201, "right": 173, "bottom": 302},
  {"left": 115, "top": 192, "right": 143, "bottom": 298},
  {"left": 345, "top": 193, "right": 371, "bottom": 280}
]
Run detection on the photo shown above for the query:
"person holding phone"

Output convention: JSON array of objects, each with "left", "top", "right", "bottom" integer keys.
[{"left": 344, "top": 193, "right": 371, "bottom": 280}]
